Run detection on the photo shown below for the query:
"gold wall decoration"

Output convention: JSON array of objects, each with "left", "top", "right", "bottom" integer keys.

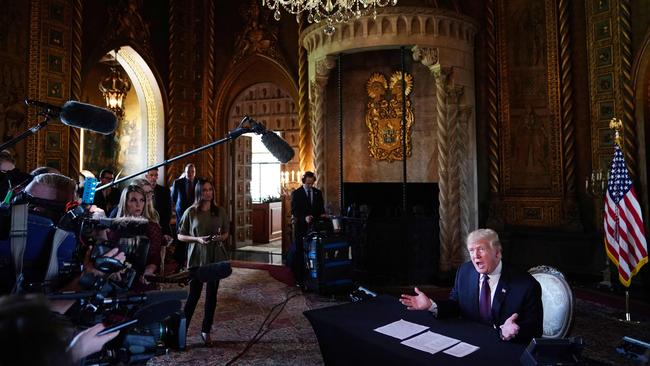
[
  {"left": 365, "top": 71, "right": 414, "bottom": 162},
  {"left": 491, "top": 0, "right": 571, "bottom": 228},
  {"left": 585, "top": 0, "right": 636, "bottom": 181}
]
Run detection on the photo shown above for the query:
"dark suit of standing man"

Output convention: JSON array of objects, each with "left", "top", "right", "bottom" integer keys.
[
  {"left": 171, "top": 163, "right": 197, "bottom": 270},
  {"left": 93, "top": 169, "right": 121, "bottom": 214},
  {"left": 400, "top": 228, "right": 543, "bottom": 343},
  {"left": 144, "top": 167, "right": 172, "bottom": 237},
  {"left": 290, "top": 171, "right": 325, "bottom": 287}
]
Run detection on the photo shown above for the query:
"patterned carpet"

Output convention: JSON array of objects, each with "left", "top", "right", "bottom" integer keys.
[
  {"left": 148, "top": 267, "right": 341, "bottom": 365},
  {"left": 147, "top": 266, "right": 650, "bottom": 366}
]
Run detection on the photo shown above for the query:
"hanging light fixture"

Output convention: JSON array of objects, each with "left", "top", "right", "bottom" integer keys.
[
  {"left": 99, "top": 62, "right": 131, "bottom": 118},
  {"left": 262, "top": 0, "right": 398, "bottom": 36}
]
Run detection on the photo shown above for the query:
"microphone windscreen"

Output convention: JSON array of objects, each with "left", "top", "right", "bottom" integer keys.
[
  {"left": 261, "top": 131, "right": 295, "bottom": 163},
  {"left": 97, "top": 216, "right": 149, "bottom": 237},
  {"left": 59, "top": 101, "right": 118, "bottom": 135},
  {"left": 134, "top": 299, "right": 182, "bottom": 325},
  {"left": 193, "top": 261, "right": 232, "bottom": 282}
]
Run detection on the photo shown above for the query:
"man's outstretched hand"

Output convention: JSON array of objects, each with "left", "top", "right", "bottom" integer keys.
[{"left": 399, "top": 287, "right": 433, "bottom": 311}]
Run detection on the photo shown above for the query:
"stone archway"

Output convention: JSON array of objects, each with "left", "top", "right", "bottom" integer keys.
[{"left": 80, "top": 46, "right": 165, "bottom": 181}]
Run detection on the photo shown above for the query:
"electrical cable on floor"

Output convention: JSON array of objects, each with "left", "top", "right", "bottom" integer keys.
[{"left": 224, "top": 287, "right": 302, "bottom": 365}]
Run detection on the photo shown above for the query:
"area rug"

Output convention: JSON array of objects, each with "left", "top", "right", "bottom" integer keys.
[{"left": 148, "top": 267, "right": 341, "bottom": 365}]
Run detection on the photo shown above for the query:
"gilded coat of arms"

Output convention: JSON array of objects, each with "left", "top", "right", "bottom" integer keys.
[{"left": 365, "top": 71, "right": 414, "bottom": 162}]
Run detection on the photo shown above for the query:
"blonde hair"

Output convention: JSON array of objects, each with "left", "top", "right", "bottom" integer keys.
[
  {"left": 115, "top": 182, "right": 160, "bottom": 223},
  {"left": 466, "top": 228, "right": 501, "bottom": 251}
]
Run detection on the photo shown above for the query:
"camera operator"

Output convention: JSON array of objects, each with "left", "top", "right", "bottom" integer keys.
[
  {"left": 0, "top": 294, "right": 120, "bottom": 366},
  {"left": 110, "top": 184, "right": 162, "bottom": 292}
]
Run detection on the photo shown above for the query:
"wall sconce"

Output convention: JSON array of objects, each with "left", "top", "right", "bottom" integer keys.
[
  {"left": 281, "top": 169, "right": 302, "bottom": 195},
  {"left": 99, "top": 64, "right": 131, "bottom": 118},
  {"left": 585, "top": 168, "right": 608, "bottom": 198}
]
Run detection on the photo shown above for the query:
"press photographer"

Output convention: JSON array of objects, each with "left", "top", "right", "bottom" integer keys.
[{"left": 0, "top": 172, "right": 188, "bottom": 364}]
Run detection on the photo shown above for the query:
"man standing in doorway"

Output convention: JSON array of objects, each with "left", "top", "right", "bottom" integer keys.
[
  {"left": 171, "top": 163, "right": 197, "bottom": 270},
  {"left": 144, "top": 167, "right": 173, "bottom": 239},
  {"left": 290, "top": 171, "right": 325, "bottom": 287}
]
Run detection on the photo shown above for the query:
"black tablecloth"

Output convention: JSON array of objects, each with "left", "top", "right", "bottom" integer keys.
[{"left": 304, "top": 295, "right": 526, "bottom": 366}]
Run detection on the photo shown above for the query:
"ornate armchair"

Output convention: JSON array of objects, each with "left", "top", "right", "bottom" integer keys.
[{"left": 528, "top": 265, "right": 574, "bottom": 338}]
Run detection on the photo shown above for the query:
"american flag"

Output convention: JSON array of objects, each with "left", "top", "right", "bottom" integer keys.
[{"left": 604, "top": 146, "right": 648, "bottom": 287}]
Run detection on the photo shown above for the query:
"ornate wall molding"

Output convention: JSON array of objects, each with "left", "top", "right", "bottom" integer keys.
[
  {"left": 166, "top": 0, "right": 179, "bottom": 186},
  {"left": 309, "top": 56, "right": 336, "bottom": 190},
  {"left": 586, "top": 0, "right": 636, "bottom": 182},
  {"left": 231, "top": 0, "right": 285, "bottom": 67},
  {"left": 495, "top": 0, "right": 565, "bottom": 227},
  {"left": 167, "top": 0, "right": 211, "bottom": 189},
  {"left": 297, "top": 18, "right": 312, "bottom": 173},
  {"left": 301, "top": 7, "right": 477, "bottom": 60},
  {"left": 102, "top": 0, "right": 153, "bottom": 62},
  {"left": 68, "top": 0, "right": 82, "bottom": 180},
  {"left": 557, "top": 0, "right": 580, "bottom": 229},
  {"left": 205, "top": 0, "right": 217, "bottom": 193},
  {"left": 27, "top": 0, "right": 73, "bottom": 174}
]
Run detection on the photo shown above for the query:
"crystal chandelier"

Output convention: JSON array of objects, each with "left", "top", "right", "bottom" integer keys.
[{"left": 262, "top": 0, "right": 398, "bottom": 35}]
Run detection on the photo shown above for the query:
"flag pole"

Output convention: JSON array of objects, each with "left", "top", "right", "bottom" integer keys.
[{"left": 609, "top": 118, "right": 643, "bottom": 324}]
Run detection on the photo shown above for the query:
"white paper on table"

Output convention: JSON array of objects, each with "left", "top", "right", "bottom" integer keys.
[
  {"left": 400, "top": 331, "right": 461, "bottom": 354},
  {"left": 373, "top": 319, "right": 429, "bottom": 340},
  {"left": 443, "top": 342, "right": 480, "bottom": 357}
]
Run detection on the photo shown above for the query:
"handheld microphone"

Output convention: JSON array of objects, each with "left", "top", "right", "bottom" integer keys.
[
  {"left": 25, "top": 99, "right": 118, "bottom": 135},
  {"left": 228, "top": 116, "right": 295, "bottom": 163}
]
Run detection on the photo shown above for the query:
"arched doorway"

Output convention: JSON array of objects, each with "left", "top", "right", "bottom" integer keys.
[
  {"left": 80, "top": 46, "right": 165, "bottom": 181},
  {"left": 228, "top": 82, "right": 298, "bottom": 263}
]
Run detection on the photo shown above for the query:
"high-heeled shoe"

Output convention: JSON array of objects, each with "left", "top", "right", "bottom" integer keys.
[{"left": 201, "top": 331, "right": 212, "bottom": 345}]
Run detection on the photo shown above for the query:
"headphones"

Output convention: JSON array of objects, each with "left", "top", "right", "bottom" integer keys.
[{"left": 301, "top": 171, "right": 316, "bottom": 183}]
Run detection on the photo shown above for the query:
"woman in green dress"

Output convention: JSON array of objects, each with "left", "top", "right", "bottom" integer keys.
[{"left": 177, "top": 179, "right": 229, "bottom": 345}]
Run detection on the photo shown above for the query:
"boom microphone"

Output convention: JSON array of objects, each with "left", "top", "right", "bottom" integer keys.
[
  {"left": 261, "top": 130, "right": 295, "bottom": 163},
  {"left": 25, "top": 99, "right": 118, "bottom": 134},
  {"left": 229, "top": 116, "right": 295, "bottom": 163}
]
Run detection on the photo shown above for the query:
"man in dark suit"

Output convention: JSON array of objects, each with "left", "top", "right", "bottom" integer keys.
[
  {"left": 93, "top": 169, "right": 121, "bottom": 214},
  {"left": 170, "top": 163, "right": 197, "bottom": 269},
  {"left": 144, "top": 167, "right": 172, "bottom": 238},
  {"left": 0, "top": 150, "right": 31, "bottom": 201},
  {"left": 400, "top": 228, "right": 543, "bottom": 343},
  {"left": 290, "top": 171, "right": 325, "bottom": 286}
]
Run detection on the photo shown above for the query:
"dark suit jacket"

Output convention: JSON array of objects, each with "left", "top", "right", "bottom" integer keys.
[
  {"left": 153, "top": 184, "right": 172, "bottom": 236},
  {"left": 171, "top": 177, "right": 197, "bottom": 228},
  {"left": 291, "top": 185, "right": 325, "bottom": 238},
  {"left": 93, "top": 187, "right": 121, "bottom": 214},
  {"left": 437, "top": 261, "right": 543, "bottom": 343}
]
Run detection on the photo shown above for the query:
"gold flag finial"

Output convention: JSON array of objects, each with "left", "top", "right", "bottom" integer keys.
[{"left": 609, "top": 117, "right": 623, "bottom": 147}]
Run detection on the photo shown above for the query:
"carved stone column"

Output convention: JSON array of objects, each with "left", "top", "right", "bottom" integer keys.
[
  {"left": 413, "top": 46, "right": 474, "bottom": 271},
  {"left": 309, "top": 56, "right": 336, "bottom": 190}
]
